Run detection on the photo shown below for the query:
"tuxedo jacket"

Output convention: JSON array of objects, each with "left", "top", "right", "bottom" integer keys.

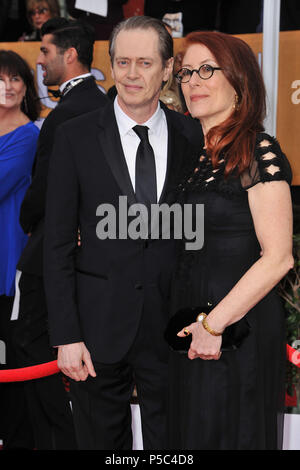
[
  {"left": 44, "top": 101, "right": 203, "bottom": 363},
  {"left": 18, "top": 76, "right": 108, "bottom": 276}
]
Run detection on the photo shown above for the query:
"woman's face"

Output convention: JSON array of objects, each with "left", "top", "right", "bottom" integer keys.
[
  {"left": 180, "top": 44, "right": 236, "bottom": 134},
  {"left": 0, "top": 72, "right": 27, "bottom": 112},
  {"left": 29, "top": 2, "right": 52, "bottom": 30}
]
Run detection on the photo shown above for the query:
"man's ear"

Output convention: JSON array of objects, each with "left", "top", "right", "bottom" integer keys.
[
  {"left": 65, "top": 47, "right": 78, "bottom": 65},
  {"left": 110, "top": 64, "right": 115, "bottom": 81},
  {"left": 163, "top": 57, "right": 174, "bottom": 82}
]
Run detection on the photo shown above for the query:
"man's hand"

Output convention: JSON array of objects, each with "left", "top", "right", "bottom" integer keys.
[{"left": 57, "top": 342, "right": 96, "bottom": 381}]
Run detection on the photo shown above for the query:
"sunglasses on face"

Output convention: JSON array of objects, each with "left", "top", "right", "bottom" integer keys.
[{"left": 28, "top": 7, "right": 50, "bottom": 16}]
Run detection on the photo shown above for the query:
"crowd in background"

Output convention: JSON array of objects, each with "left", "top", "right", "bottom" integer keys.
[
  {"left": 1, "top": 0, "right": 299, "bottom": 114},
  {"left": 0, "top": 0, "right": 300, "bottom": 43}
]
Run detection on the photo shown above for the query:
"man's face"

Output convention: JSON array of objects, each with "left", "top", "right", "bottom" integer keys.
[
  {"left": 111, "top": 28, "right": 173, "bottom": 118},
  {"left": 37, "top": 34, "right": 66, "bottom": 86}
]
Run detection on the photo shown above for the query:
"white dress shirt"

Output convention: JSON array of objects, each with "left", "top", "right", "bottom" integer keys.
[{"left": 113, "top": 97, "right": 168, "bottom": 202}]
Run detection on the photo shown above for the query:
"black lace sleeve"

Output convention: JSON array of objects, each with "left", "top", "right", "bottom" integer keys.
[{"left": 241, "top": 133, "right": 293, "bottom": 190}]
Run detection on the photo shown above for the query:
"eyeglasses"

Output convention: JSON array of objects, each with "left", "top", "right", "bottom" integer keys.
[
  {"left": 175, "top": 64, "right": 222, "bottom": 83},
  {"left": 28, "top": 7, "right": 50, "bottom": 16}
]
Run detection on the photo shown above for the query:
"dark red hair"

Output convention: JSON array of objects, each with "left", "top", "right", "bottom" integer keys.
[{"left": 180, "top": 31, "right": 266, "bottom": 176}]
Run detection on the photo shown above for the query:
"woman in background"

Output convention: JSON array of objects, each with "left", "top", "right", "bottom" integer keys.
[
  {"left": 0, "top": 50, "right": 40, "bottom": 449},
  {"left": 20, "top": 0, "right": 60, "bottom": 41},
  {"left": 168, "top": 31, "right": 293, "bottom": 450}
]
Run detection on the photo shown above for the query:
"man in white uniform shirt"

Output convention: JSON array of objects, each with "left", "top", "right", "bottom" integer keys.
[{"left": 43, "top": 16, "right": 202, "bottom": 450}]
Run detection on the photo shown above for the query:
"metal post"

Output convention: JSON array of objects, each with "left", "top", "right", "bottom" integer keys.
[{"left": 262, "top": 0, "right": 281, "bottom": 136}]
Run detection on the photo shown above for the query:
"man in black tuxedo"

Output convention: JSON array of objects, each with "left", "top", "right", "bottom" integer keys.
[
  {"left": 44, "top": 16, "right": 202, "bottom": 450},
  {"left": 15, "top": 17, "right": 108, "bottom": 450}
]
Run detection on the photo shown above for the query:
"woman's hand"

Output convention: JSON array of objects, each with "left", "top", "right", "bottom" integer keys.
[{"left": 177, "top": 322, "right": 222, "bottom": 361}]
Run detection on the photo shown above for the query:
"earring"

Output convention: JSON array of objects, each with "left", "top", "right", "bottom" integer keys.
[{"left": 233, "top": 94, "right": 239, "bottom": 111}]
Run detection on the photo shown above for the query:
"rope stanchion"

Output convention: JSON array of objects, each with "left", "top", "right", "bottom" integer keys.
[{"left": 0, "top": 360, "right": 59, "bottom": 383}]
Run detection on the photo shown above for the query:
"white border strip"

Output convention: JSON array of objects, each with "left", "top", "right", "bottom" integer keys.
[{"left": 262, "top": 0, "right": 281, "bottom": 136}]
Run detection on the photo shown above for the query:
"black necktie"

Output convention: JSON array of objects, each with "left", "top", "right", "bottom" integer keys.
[{"left": 133, "top": 125, "right": 157, "bottom": 209}]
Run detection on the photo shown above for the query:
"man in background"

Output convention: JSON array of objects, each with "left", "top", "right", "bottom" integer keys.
[
  {"left": 15, "top": 17, "right": 108, "bottom": 450},
  {"left": 66, "top": 0, "right": 128, "bottom": 39}
]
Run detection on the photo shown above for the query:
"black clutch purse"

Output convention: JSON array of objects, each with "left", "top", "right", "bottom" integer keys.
[{"left": 164, "top": 305, "right": 250, "bottom": 354}]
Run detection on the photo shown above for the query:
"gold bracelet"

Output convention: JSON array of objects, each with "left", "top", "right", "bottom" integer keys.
[
  {"left": 202, "top": 317, "right": 223, "bottom": 336},
  {"left": 196, "top": 312, "right": 207, "bottom": 323}
]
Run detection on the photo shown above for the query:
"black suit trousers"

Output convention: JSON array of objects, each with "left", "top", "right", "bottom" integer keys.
[
  {"left": 0, "top": 295, "right": 34, "bottom": 449},
  {"left": 12, "top": 273, "right": 77, "bottom": 450},
  {"left": 69, "top": 283, "right": 170, "bottom": 450}
]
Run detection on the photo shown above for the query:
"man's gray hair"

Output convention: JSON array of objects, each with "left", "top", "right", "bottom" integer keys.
[{"left": 109, "top": 15, "right": 173, "bottom": 65}]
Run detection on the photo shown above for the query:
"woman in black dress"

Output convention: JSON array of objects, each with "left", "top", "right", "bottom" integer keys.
[{"left": 168, "top": 31, "right": 294, "bottom": 450}]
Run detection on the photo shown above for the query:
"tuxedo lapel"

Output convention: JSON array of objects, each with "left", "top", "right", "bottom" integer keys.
[
  {"left": 96, "top": 104, "right": 137, "bottom": 207},
  {"left": 158, "top": 120, "right": 173, "bottom": 205},
  {"left": 158, "top": 106, "right": 181, "bottom": 205},
  {"left": 149, "top": 106, "right": 184, "bottom": 238}
]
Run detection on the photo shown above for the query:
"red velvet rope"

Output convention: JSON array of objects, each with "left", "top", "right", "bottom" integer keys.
[
  {"left": 0, "top": 345, "right": 298, "bottom": 383},
  {"left": 0, "top": 360, "right": 59, "bottom": 382}
]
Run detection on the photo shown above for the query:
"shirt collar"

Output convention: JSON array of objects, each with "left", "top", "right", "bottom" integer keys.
[
  {"left": 60, "top": 73, "right": 92, "bottom": 93},
  {"left": 114, "top": 97, "right": 163, "bottom": 138}
]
